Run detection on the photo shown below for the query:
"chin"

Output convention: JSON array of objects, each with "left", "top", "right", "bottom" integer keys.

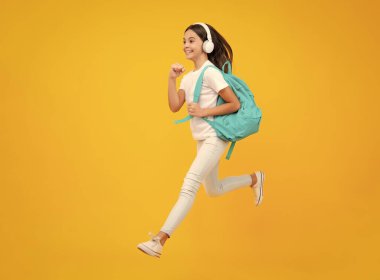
[{"left": 186, "top": 54, "right": 197, "bottom": 60}]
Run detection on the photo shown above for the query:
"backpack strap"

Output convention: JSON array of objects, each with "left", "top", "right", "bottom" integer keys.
[
  {"left": 193, "top": 65, "right": 216, "bottom": 102},
  {"left": 174, "top": 115, "right": 192, "bottom": 124},
  {"left": 226, "top": 141, "right": 236, "bottom": 160},
  {"left": 174, "top": 64, "right": 216, "bottom": 124},
  {"left": 222, "top": 60, "right": 232, "bottom": 75}
]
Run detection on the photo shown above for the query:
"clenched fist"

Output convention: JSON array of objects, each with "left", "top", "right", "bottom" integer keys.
[
  {"left": 187, "top": 102, "right": 207, "bottom": 118},
  {"left": 169, "top": 63, "right": 186, "bottom": 79}
]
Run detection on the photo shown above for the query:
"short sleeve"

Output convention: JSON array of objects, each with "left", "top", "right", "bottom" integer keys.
[{"left": 204, "top": 68, "right": 229, "bottom": 93}]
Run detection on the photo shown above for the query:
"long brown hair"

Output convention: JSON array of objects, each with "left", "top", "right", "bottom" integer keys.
[{"left": 185, "top": 23, "right": 233, "bottom": 74}]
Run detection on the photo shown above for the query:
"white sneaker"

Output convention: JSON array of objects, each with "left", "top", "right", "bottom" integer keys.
[
  {"left": 252, "top": 171, "right": 265, "bottom": 206},
  {"left": 137, "top": 232, "right": 163, "bottom": 258}
]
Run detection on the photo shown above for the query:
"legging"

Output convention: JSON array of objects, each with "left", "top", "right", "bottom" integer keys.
[{"left": 160, "top": 136, "right": 253, "bottom": 237}]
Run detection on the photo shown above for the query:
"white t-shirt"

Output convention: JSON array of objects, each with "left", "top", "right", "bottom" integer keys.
[{"left": 179, "top": 60, "right": 229, "bottom": 140}]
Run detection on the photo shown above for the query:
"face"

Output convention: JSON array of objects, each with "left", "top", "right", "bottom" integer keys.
[{"left": 183, "top": 29, "right": 204, "bottom": 59}]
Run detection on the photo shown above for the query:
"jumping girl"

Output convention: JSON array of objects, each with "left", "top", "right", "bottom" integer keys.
[{"left": 137, "top": 22, "right": 265, "bottom": 258}]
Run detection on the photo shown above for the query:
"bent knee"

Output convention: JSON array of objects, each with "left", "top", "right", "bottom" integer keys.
[
  {"left": 204, "top": 182, "right": 224, "bottom": 197},
  {"left": 205, "top": 189, "right": 220, "bottom": 197},
  {"left": 206, "top": 193, "right": 219, "bottom": 198}
]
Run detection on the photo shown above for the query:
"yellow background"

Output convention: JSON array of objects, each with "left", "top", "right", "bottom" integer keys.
[{"left": 1, "top": 0, "right": 379, "bottom": 279}]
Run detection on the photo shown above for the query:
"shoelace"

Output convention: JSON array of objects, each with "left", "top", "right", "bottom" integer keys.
[{"left": 148, "top": 231, "right": 160, "bottom": 242}]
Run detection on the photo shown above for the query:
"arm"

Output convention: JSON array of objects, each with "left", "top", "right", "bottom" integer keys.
[
  {"left": 168, "top": 77, "right": 186, "bottom": 112},
  {"left": 203, "top": 86, "right": 240, "bottom": 117}
]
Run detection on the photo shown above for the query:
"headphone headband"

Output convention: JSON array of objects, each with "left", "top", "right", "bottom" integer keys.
[
  {"left": 192, "top": 22, "right": 214, "bottom": 53},
  {"left": 193, "top": 22, "right": 212, "bottom": 42}
]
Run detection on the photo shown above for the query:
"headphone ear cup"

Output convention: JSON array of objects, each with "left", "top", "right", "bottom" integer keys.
[{"left": 203, "top": 40, "right": 214, "bottom": 53}]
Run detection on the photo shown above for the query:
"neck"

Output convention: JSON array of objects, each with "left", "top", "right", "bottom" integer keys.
[{"left": 192, "top": 54, "right": 208, "bottom": 71}]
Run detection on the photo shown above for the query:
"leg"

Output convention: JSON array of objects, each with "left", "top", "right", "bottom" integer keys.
[
  {"left": 158, "top": 137, "right": 228, "bottom": 242},
  {"left": 203, "top": 161, "right": 254, "bottom": 197},
  {"left": 201, "top": 140, "right": 257, "bottom": 197}
]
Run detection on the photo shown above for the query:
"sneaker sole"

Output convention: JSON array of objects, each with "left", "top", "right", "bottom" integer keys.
[
  {"left": 137, "top": 243, "right": 161, "bottom": 258},
  {"left": 255, "top": 171, "right": 264, "bottom": 206}
]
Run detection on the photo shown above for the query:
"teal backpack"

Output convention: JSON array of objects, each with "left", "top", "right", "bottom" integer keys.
[{"left": 174, "top": 60, "right": 262, "bottom": 160}]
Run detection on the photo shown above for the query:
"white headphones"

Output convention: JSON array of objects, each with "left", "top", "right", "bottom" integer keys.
[{"left": 193, "top": 22, "right": 214, "bottom": 53}]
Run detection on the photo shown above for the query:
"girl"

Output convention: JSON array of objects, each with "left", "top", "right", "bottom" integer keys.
[{"left": 137, "top": 22, "right": 265, "bottom": 258}]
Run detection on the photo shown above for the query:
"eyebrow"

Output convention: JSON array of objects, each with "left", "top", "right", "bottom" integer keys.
[{"left": 183, "top": 37, "right": 196, "bottom": 40}]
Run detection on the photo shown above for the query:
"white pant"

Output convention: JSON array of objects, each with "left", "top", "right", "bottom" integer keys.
[{"left": 160, "top": 136, "right": 253, "bottom": 238}]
